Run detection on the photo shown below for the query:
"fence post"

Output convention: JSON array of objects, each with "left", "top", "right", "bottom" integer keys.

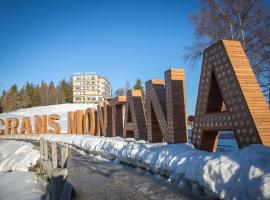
[
  {"left": 51, "top": 142, "right": 58, "bottom": 169},
  {"left": 60, "top": 147, "right": 69, "bottom": 168},
  {"left": 44, "top": 140, "right": 48, "bottom": 161},
  {"left": 40, "top": 138, "right": 44, "bottom": 158}
]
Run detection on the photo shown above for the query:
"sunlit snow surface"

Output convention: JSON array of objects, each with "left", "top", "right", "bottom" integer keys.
[
  {"left": 0, "top": 172, "right": 47, "bottom": 200},
  {"left": 0, "top": 104, "right": 270, "bottom": 200},
  {"left": 0, "top": 140, "right": 46, "bottom": 200}
]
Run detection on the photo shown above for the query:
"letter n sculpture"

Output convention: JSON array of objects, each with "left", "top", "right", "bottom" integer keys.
[
  {"left": 192, "top": 40, "right": 270, "bottom": 152},
  {"left": 145, "top": 69, "right": 188, "bottom": 143}
]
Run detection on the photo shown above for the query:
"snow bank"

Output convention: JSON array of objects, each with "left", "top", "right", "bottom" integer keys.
[
  {"left": 0, "top": 172, "right": 47, "bottom": 200},
  {"left": 2, "top": 134, "right": 270, "bottom": 200},
  {"left": 0, "top": 103, "right": 96, "bottom": 133},
  {"left": 0, "top": 140, "right": 40, "bottom": 171}
]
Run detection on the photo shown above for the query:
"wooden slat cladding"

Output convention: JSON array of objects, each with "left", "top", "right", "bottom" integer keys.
[
  {"left": 110, "top": 96, "right": 126, "bottom": 137},
  {"left": 124, "top": 90, "right": 147, "bottom": 140},
  {"left": 145, "top": 69, "right": 188, "bottom": 144},
  {"left": 192, "top": 40, "right": 270, "bottom": 152},
  {"left": 165, "top": 69, "right": 188, "bottom": 143}
]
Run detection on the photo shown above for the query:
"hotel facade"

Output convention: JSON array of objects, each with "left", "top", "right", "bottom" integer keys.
[{"left": 72, "top": 72, "right": 112, "bottom": 103}]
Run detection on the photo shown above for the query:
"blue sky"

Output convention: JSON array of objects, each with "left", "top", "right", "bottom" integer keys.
[{"left": 0, "top": 0, "right": 201, "bottom": 115}]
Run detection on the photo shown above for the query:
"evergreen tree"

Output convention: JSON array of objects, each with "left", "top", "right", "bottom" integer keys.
[
  {"left": 48, "top": 81, "right": 56, "bottom": 105},
  {"left": 133, "top": 78, "right": 145, "bottom": 94},
  {"left": 21, "top": 87, "right": 31, "bottom": 108},
  {"left": 31, "top": 85, "right": 41, "bottom": 107},
  {"left": 1, "top": 84, "right": 21, "bottom": 112},
  {"left": 59, "top": 79, "right": 68, "bottom": 104},
  {"left": 0, "top": 96, "right": 2, "bottom": 113},
  {"left": 40, "top": 81, "right": 49, "bottom": 106},
  {"left": 25, "top": 82, "right": 35, "bottom": 105},
  {"left": 133, "top": 78, "right": 145, "bottom": 102},
  {"left": 65, "top": 80, "right": 73, "bottom": 103}
]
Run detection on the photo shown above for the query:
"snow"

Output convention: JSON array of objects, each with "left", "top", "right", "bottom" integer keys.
[
  {"left": 0, "top": 140, "right": 39, "bottom": 171},
  {"left": 0, "top": 172, "right": 47, "bottom": 200},
  {"left": 0, "top": 140, "right": 46, "bottom": 199},
  {"left": 0, "top": 103, "right": 270, "bottom": 199},
  {"left": 2, "top": 134, "right": 270, "bottom": 200}
]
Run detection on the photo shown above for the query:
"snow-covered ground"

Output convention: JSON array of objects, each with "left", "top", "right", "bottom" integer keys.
[
  {"left": 0, "top": 172, "right": 47, "bottom": 200},
  {"left": 2, "top": 134, "right": 270, "bottom": 200},
  {"left": 0, "top": 140, "right": 39, "bottom": 171},
  {"left": 0, "top": 103, "right": 96, "bottom": 133},
  {"left": 0, "top": 103, "right": 270, "bottom": 199},
  {"left": 0, "top": 140, "right": 47, "bottom": 199}
]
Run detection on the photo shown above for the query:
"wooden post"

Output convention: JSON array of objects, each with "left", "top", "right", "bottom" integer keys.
[
  {"left": 51, "top": 142, "right": 58, "bottom": 169},
  {"left": 60, "top": 147, "right": 69, "bottom": 168},
  {"left": 40, "top": 138, "right": 44, "bottom": 158},
  {"left": 44, "top": 140, "right": 48, "bottom": 161}
]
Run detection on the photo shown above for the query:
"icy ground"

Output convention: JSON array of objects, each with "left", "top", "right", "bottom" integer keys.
[
  {"left": 0, "top": 104, "right": 270, "bottom": 199},
  {"left": 0, "top": 140, "right": 47, "bottom": 200}
]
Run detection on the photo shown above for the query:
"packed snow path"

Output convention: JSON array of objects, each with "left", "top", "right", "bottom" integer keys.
[{"left": 66, "top": 151, "right": 204, "bottom": 200}]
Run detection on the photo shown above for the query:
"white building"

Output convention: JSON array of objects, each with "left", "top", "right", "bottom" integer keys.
[{"left": 72, "top": 72, "right": 112, "bottom": 103}]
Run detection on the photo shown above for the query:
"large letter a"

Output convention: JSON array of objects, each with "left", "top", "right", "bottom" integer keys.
[{"left": 192, "top": 40, "right": 270, "bottom": 152}]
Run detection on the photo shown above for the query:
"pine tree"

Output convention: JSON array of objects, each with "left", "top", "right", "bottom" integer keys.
[
  {"left": 21, "top": 87, "right": 31, "bottom": 108},
  {"left": 31, "top": 85, "right": 41, "bottom": 107},
  {"left": 59, "top": 80, "right": 67, "bottom": 104},
  {"left": 133, "top": 78, "right": 144, "bottom": 94},
  {"left": 40, "top": 81, "right": 49, "bottom": 106},
  {"left": 133, "top": 78, "right": 145, "bottom": 102},
  {"left": 0, "top": 96, "right": 2, "bottom": 113},
  {"left": 1, "top": 84, "right": 21, "bottom": 112},
  {"left": 25, "top": 82, "right": 35, "bottom": 105},
  {"left": 65, "top": 80, "right": 73, "bottom": 103},
  {"left": 48, "top": 81, "right": 56, "bottom": 105}
]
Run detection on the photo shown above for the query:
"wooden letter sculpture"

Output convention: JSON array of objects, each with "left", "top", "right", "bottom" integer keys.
[
  {"left": 192, "top": 40, "right": 270, "bottom": 152},
  {"left": 97, "top": 102, "right": 108, "bottom": 136},
  {"left": 111, "top": 96, "right": 126, "bottom": 137},
  {"left": 106, "top": 100, "right": 113, "bottom": 137},
  {"left": 20, "top": 117, "right": 33, "bottom": 134},
  {"left": 48, "top": 114, "right": 61, "bottom": 134},
  {"left": 68, "top": 110, "right": 84, "bottom": 134},
  {"left": 124, "top": 90, "right": 147, "bottom": 140},
  {"left": 0, "top": 119, "right": 4, "bottom": 134},
  {"left": 145, "top": 69, "right": 188, "bottom": 143},
  {"left": 84, "top": 108, "right": 96, "bottom": 135},
  {"left": 4, "top": 118, "right": 19, "bottom": 134},
  {"left": 34, "top": 115, "right": 48, "bottom": 134}
]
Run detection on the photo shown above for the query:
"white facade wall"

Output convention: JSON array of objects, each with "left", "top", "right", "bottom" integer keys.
[{"left": 72, "top": 73, "right": 112, "bottom": 103}]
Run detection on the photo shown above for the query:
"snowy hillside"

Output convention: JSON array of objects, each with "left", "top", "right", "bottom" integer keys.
[{"left": 0, "top": 103, "right": 96, "bottom": 133}]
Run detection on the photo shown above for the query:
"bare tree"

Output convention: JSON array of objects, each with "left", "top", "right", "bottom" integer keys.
[
  {"left": 123, "top": 81, "right": 131, "bottom": 95},
  {"left": 185, "top": 0, "right": 270, "bottom": 103}
]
